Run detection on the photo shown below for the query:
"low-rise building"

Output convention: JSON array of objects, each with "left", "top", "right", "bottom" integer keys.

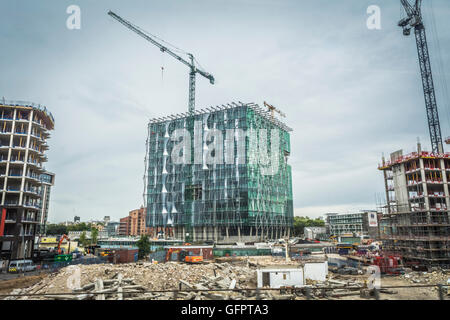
[{"left": 325, "top": 210, "right": 379, "bottom": 238}]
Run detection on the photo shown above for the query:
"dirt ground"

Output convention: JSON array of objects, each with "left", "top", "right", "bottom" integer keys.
[
  {"left": 0, "top": 274, "right": 48, "bottom": 295},
  {"left": 331, "top": 274, "right": 444, "bottom": 300}
]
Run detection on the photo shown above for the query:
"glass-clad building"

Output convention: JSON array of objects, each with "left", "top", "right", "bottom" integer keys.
[{"left": 145, "top": 102, "right": 293, "bottom": 243}]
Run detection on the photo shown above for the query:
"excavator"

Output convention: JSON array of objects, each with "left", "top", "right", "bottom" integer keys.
[
  {"left": 165, "top": 244, "right": 204, "bottom": 264},
  {"left": 54, "top": 234, "right": 73, "bottom": 262}
]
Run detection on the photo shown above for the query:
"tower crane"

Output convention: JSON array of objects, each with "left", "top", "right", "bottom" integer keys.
[
  {"left": 263, "top": 101, "right": 286, "bottom": 119},
  {"left": 398, "top": 0, "right": 443, "bottom": 154},
  {"left": 108, "top": 11, "right": 215, "bottom": 113}
]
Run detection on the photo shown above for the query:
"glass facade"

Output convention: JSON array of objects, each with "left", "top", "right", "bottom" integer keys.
[{"left": 145, "top": 103, "right": 293, "bottom": 241}]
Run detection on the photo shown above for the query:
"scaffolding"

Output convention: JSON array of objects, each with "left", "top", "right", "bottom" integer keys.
[
  {"left": 379, "top": 148, "right": 450, "bottom": 267},
  {"left": 144, "top": 102, "right": 293, "bottom": 242}
]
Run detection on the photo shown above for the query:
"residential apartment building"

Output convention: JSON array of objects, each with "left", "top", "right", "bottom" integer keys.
[{"left": 0, "top": 100, "right": 54, "bottom": 260}]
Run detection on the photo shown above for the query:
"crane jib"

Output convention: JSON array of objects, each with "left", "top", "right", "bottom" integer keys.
[{"left": 108, "top": 10, "right": 215, "bottom": 112}]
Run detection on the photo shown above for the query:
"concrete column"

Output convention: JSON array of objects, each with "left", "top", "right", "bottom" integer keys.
[
  {"left": 1, "top": 109, "right": 17, "bottom": 206},
  {"left": 249, "top": 227, "right": 253, "bottom": 238},
  {"left": 238, "top": 226, "right": 241, "bottom": 242},
  {"left": 226, "top": 227, "right": 229, "bottom": 240},
  {"left": 214, "top": 226, "right": 218, "bottom": 242},
  {"left": 440, "top": 159, "right": 450, "bottom": 209},
  {"left": 203, "top": 226, "right": 206, "bottom": 241},
  {"left": 19, "top": 110, "right": 34, "bottom": 206},
  {"left": 193, "top": 227, "right": 197, "bottom": 242},
  {"left": 419, "top": 158, "right": 430, "bottom": 210}
]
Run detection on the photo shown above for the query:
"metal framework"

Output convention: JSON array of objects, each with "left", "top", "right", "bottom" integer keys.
[
  {"left": 145, "top": 102, "right": 293, "bottom": 242},
  {"left": 108, "top": 11, "right": 215, "bottom": 113},
  {"left": 399, "top": 0, "right": 443, "bottom": 154},
  {"left": 378, "top": 150, "right": 450, "bottom": 266}
]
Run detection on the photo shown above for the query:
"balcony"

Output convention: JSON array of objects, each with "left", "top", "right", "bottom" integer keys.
[
  {"left": 4, "top": 201, "right": 20, "bottom": 207},
  {"left": 25, "top": 174, "right": 41, "bottom": 182},
  {"left": 23, "top": 202, "right": 41, "bottom": 209}
]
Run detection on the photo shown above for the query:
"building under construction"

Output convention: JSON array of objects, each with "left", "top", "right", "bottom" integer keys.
[
  {"left": 0, "top": 100, "right": 54, "bottom": 260},
  {"left": 145, "top": 102, "right": 293, "bottom": 243},
  {"left": 378, "top": 144, "right": 450, "bottom": 267}
]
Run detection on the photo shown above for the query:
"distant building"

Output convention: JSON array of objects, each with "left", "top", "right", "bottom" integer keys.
[
  {"left": 119, "top": 216, "right": 131, "bottom": 236},
  {"left": 105, "top": 221, "right": 120, "bottom": 237},
  {"left": 325, "top": 211, "right": 379, "bottom": 238},
  {"left": 129, "top": 207, "right": 148, "bottom": 236},
  {"left": 37, "top": 171, "right": 55, "bottom": 235},
  {"left": 103, "top": 216, "right": 110, "bottom": 224},
  {"left": 68, "top": 230, "right": 108, "bottom": 240},
  {"left": 74, "top": 216, "right": 80, "bottom": 223}
]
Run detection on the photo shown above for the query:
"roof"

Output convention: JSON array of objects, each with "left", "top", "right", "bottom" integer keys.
[
  {"left": 148, "top": 101, "right": 292, "bottom": 132},
  {"left": 0, "top": 100, "right": 55, "bottom": 130}
]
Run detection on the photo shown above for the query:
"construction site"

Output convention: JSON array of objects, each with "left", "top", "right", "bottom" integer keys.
[{"left": 1, "top": 1, "right": 450, "bottom": 303}]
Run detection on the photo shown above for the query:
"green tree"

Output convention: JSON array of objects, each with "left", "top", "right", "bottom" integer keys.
[
  {"left": 91, "top": 228, "right": 98, "bottom": 245},
  {"left": 293, "top": 216, "right": 325, "bottom": 237},
  {"left": 79, "top": 231, "right": 87, "bottom": 247},
  {"left": 45, "top": 224, "right": 68, "bottom": 235},
  {"left": 136, "top": 235, "right": 151, "bottom": 260}
]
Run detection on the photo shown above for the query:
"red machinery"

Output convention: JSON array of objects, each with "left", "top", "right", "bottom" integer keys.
[
  {"left": 57, "top": 234, "right": 70, "bottom": 255},
  {"left": 372, "top": 255, "right": 403, "bottom": 275}
]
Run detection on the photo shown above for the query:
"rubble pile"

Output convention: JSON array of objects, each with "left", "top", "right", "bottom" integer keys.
[
  {"left": 4, "top": 262, "right": 260, "bottom": 300},
  {"left": 400, "top": 269, "right": 450, "bottom": 285}
]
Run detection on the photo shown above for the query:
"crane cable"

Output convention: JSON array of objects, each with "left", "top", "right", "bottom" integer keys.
[{"left": 423, "top": 0, "right": 450, "bottom": 136}]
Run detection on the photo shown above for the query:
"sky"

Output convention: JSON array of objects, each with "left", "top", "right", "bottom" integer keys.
[{"left": 0, "top": 0, "right": 449, "bottom": 223}]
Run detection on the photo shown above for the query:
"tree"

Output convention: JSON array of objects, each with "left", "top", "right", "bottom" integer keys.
[
  {"left": 292, "top": 216, "right": 325, "bottom": 237},
  {"left": 46, "top": 224, "right": 68, "bottom": 235},
  {"left": 91, "top": 228, "right": 98, "bottom": 245},
  {"left": 136, "top": 235, "right": 151, "bottom": 260},
  {"left": 79, "top": 231, "right": 87, "bottom": 247}
]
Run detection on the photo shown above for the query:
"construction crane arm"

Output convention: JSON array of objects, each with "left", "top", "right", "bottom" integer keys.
[
  {"left": 398, "top": 0, "right": 443, "bottom": 154},
  {"left": 108, "top": 11, "right": 191, "bottom": 68},
  {"left": 108, "top": 11, "right": 214, "bottom": 84},
  {"left": 400, "top": 0, "right": 414, "bottom": 17}
]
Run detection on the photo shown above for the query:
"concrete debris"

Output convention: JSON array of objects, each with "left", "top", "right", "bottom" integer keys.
[
  {"left": 399, "top": 270, "right": 449, "bottom": 285},
  {"left": 3, "top": 262, "right": 258, "bottom": 300}
]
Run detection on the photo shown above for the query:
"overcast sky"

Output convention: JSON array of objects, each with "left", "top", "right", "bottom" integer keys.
[{"left": 1, "top": 0, "right": 449, "bottom": 223}]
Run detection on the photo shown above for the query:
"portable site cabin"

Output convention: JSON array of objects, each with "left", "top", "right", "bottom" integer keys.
[{"left": 257, "top": 261, "right": 328, "bottom": 288}]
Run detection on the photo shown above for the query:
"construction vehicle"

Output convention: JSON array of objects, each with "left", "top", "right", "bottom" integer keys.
[
  {"left": 54, "top": 234, "right": 72, "bottom": 262},
  {"left": 329, "top": 235, "right": 338, "bottom": 244},
  {"left": 56, "top": 234, "right": 70, "bottom": 255},
  {"left": 108, "top": 11, "right": 215, "bottom": 114},
  {"left": 398, "top": 0, "right": 445, "bottom": 154},
  {"left": 165, "top": 247, "right": 204, "bottom": 264},
  {"left": 371, "top": 255, "right": 404, "bottom": 275}
]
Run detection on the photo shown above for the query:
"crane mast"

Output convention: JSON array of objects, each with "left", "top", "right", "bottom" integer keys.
[
  {"left": 398, "top": 0, "right": 443, "bottom": 154},
  {"left": 108, "top": 11, "right": 215, "bottom": 113}
]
